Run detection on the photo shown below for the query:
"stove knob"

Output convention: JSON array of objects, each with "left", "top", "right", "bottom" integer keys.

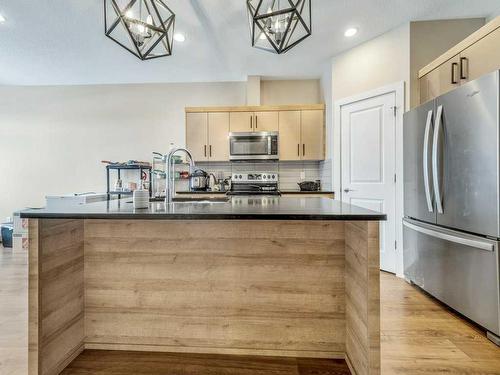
[
  {"left": 263, "top": 175, "right": 267, "bottom": 179},
  {"left": 272, "top": 174, "right": 276, "bottom": 179},
  {"left": 267, "top": 175, "right": 271, "bottom": 179},
  {"left": 239, "top": 175, "right": 242, "bottom": 179}
]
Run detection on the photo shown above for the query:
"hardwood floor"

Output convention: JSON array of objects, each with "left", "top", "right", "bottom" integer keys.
[
  {"left": 60, "top": 350, "right": 350, "bottom": 375},
  {"left": 380, "top": 272, "right": 500, "bottom": 375},
  {"left": 1, "top": 246, "right": 499, "bottom": 375}
]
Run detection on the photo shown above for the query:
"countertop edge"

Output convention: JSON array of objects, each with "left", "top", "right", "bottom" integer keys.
[{"left": 20, "top": 213, "right": 386, "bottom": 221}]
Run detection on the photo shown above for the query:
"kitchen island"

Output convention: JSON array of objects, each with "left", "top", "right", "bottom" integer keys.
[{"left": 22, "top": 197, "right": 385, "bottom": 375}]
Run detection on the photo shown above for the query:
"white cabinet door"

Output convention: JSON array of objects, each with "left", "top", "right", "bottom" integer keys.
[{"left": 341, "top": 91, "right": 396, "bottom": 273}]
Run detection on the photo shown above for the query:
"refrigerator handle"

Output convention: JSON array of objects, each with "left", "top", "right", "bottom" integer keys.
[
  {"left": 432, "top": 105, "right": 444, "bottom": 214},
  {"left": 423, "top": 110, "right": 434, "bottom": 212},
  {"left": 403, "top": 220, "right": 495, "bottom": 252}
]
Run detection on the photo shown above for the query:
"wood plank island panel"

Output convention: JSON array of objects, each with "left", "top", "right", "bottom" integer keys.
[
  {"left": 29, "top": 219, "right": 85, "bottom": 375},
  {"left": 84, "top": 220, "right": 347, "bottom": 358},
  {"left": 345, "top": 222, "right": 381, "bottom": 375},
  {"left": 27, "top": 218, "right": 381, "bottom": 375}
]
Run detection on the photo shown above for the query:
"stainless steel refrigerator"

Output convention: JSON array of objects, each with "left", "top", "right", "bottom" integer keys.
[{"left": 403, "top": 70, "right": 500, "bottom": 345}]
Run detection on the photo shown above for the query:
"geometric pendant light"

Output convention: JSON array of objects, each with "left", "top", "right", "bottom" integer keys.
[
  {"left": 104, "top": 0, "right": 175, "bottom": 60},
  {"left": 246, "top": 0, "right": 312, "bottom": 54}
]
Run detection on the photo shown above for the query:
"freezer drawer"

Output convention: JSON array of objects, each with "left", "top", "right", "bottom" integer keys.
[{"left": 403, "top": 218, "right": 500, "bottom": 335}]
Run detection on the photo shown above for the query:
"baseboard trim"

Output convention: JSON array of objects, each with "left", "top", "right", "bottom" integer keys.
[
  {"left": 84, "top": 342, "right": 344, "bottom": 360},
  {"left": 46, "top": 343, "right": 84, "bottom": 375}
]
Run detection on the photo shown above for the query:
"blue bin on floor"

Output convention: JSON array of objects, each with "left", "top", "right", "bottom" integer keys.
[{"left": 1, "top": 223, "right": 13, "bottom": 248}]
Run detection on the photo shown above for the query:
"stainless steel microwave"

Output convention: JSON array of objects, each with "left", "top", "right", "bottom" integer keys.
[{"left": 229, "top": 132, "right": 279, "bottom": 161}]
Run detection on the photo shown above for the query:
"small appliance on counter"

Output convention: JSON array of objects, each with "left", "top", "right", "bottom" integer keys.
[
  {"left": 297, "top": 180, "right": 321, "bottom": 192},
  {"left": 189, "top": 169, "right": 217, "bottom": 192},
  {"left": 228, "top": 173, "right": 280, "bottom": 196}
]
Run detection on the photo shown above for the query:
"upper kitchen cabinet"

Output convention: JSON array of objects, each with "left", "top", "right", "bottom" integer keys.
[
  {"left": 301, "top": 110, "right": 325, "bottom": 161},
  {"left": 460, "top": 27, "right": 500, "bottom": 83},
  {"left": 186, "top": 112, "right": 229, "bottom": 162},
  {"left": 229, "top": 111, "right": 278, "bottom": 132},
  {"left": 279, "top": 109, "right": 325, "bottom": 161},
  {"left": 229, "top": 112, "right": 254, "bottom": 132},
  {"left": 208, "top": 112, "right": 230, "bottom": 161},
  {"left": 186, "top": 104, "right": 325, "bottom": 162},
  {"left": 279, "top": 111, "right": 301, "bottom": 160},
  {"left": 419, "top": 16, "right": 500, "bottom": 103},
  {"left": 420, "top": 55, "right": 461, "bottom": 104},
  {"left": 186, "top": 112, "right": 208, "bottom": 162},
  {"left": 253, "top": 112, "right": 279, "bottom": 132}
]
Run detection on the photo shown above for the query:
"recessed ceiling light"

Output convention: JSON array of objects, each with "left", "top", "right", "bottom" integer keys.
[
  {"left": 344, "top": 27, "right": 358, "bottom": 37},
  {"left": 174, "top": 33, "right": 185, "bottom": 42},
  {"left": 0, "top": 13, "right": 6, "bottom": 23}
]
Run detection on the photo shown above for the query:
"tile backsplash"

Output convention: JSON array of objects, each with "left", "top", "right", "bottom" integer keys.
[{"left": 195, "top": 161, "right": 328, "bottom": 191}]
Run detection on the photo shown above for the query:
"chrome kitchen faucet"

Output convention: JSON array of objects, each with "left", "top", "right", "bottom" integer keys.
[{"left": 164, "top": 148, "right": 195, "bottom": 204}]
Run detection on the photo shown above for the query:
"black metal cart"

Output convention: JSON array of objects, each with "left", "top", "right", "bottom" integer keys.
[{"left": 106, "top": 164, "right": 152, "bottom": 201}]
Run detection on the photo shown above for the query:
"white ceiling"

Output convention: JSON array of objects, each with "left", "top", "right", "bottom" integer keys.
[{"left": 0, "top": 0, "right": 498, "bottom": 85}]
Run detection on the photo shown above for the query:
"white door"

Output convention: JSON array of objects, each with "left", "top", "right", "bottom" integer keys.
[{"left": 341, "top": 92, "right": 397, "bottom": 273}]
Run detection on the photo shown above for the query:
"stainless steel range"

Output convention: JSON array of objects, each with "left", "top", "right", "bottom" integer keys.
[{"left": 228, "top": 173, "right": 280, "bottom": 196}]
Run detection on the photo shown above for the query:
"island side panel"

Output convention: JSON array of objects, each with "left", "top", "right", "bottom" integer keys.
[
  {"left": 84, "top": 220, "right": 346, "bottom": 358},
  {"left": 28, "top": 219, "right": 85, "bottom": 375},
  {"left": 345, "top": 221, "right": 381, "bottom": 375}
]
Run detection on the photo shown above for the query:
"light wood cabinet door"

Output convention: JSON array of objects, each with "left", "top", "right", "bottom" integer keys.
[
  {"left": 208, "top": 112, "right": 229, "bottom": 161},
  {"left": 254, "top": 112, "right": 279, "bottom": 132},
  {"left": 186, "top": 113, "right": 208, "bottom": 162},
  {"left": 301, "top": 110, "right": 324, "bottom": 161},
  {"left": 278, "top": 111, "right": 301, "bottom": 161},
  {"left": 230, "top": 112, "right": 254, "bottom": 132},
  {"left": 420, "top": 55, "right": 460, "bottom": 103},
  {"left": 461, "top": 27, "right": 500, "bottom": 83}
]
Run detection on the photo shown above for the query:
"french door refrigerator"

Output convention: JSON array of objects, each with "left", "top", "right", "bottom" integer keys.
[{"left": 403, "top": 70, "right": 500, "bottom": 345}]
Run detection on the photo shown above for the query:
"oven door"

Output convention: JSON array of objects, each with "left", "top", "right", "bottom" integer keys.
[{"left": 229, "top": 132, "right": 278, "bottom": 161}]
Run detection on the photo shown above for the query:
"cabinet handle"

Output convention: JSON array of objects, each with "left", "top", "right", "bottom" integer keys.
[
  {"left": 451, "top": 62, "right": 459, "bottom": 84},
  {"left": 297, "top": 144, "right": 300, "bottom": 156},
  {"left": 303, "top": 144, "right": 306, "bottom": 156},
  {"left": 250, "top": 116, "right": 253, "bottom": 129},
  {"left": 255, "top": 115, "right": 258, "bottom": 129},
  {"left": 204, "top": 145, "right": 207, "bottom": 157},
  {"left": 209, "top": 145, "right": 212, "bottom": 157},
  {"left": 460, "top": 57, "right": 468, "bottom": 80}
]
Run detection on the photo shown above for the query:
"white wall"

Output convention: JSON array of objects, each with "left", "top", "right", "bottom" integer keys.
[
  {"left": 326, "top": 23, "right": 411, "bottom": 195},
  {"left": 260, "top": 80, "right": 321, "bottom": 105},
  {"left": 0, "top": 82, "right": 246, "bottom": 220}
]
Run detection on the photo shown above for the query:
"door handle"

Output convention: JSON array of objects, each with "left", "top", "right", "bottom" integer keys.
[
  {"left": 403, "top": 219, "right": 495, "bottom": 252},
  {"left": 297, "top": 144, "right": 300, "bottom": 156},
  {"left": 303, "top": 144, "right": 305, "bottom": 156},
  {"left": 250, "top": 116, "right": 253, "bottom": 129},
  {"left": 451, "top": 62, "right": 459, "bottom": 84},
  {"left": 255, "top": 115, "right": 258, "bottom": 129},
  {"left": 460, "top": 57, "right": 468, "bottom": 80},
  {"left": 204, "top": 145, "right": 207, "bottom": 157},
  {"left": 432, "top": 105, "right": 444, "bottom": 214},
  {"left": 344, "top": 188, "right": 356, "bottom": 193},
  {"left": 209, "top": 145, "right": 212, "bottom": 157},
  {"left": 423, "top": 110, "right": 434, "bottom": 212}
]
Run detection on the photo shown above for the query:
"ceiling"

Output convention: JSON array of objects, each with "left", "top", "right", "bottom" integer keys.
[{"left": 0, "top": 0, "right": 498, "bottom": 86}]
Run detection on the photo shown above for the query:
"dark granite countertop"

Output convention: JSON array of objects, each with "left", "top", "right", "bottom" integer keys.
[
  {"left": 20, "top": 196, "right": 385, "bottom": 221},
  {"left": 280, "top": 190, "right": 335, "bottom": 194}
]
